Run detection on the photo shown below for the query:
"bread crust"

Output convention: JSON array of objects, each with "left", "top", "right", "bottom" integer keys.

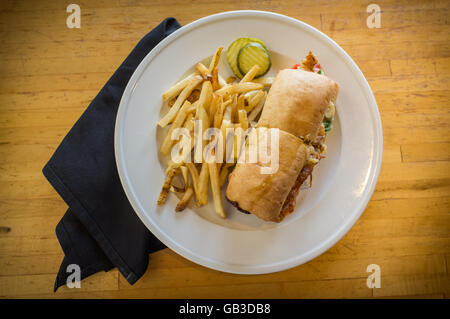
[
  {"left": 258, "top": 69, "right": 338, "bottom": 142},
  {"left": 226, "top": 130, "right": 307, "bottom": 222}
]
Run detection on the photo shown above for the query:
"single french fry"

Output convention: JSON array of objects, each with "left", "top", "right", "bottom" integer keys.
[
  {"left": 240, "top": 64, "right": 261, "bottom": 83},
  {"left": 196, "top": 62, "right": 210, "bottom": 78},
  {"left": 253, "top": 76, "right": 274, "bottom": 87},
  {"left": 219, "top": 163, "right": 234, "bottom": 187},
  {"left": 175, "top": 187, "right": 194, "bottom": 212},
  {"left": 248, "top": 103, "right": 264, "bottom": 123},
  {"left": 180, "top": 165, "right": 189, "bottom": 188},
  {"left": 162, "top": 73, "right": 197, "bottom": 101},
  {"left": 197, "top": 164, "right": 210, "bottom": 206},
  {"left": 238, "top": 109, "right": 249, "bottom": 132},
  {"left": 184, "top": 112, "right": 195, "bottom": 129},
  {"left": 222, "top": 98, "right": 232, "bottom": 108},
  {"left": 165, "top": 160, "right": 183, "bottom": 175},
  {"left": 186, "top": 163, "right": 200, "bottom": 200},
  {"left": 223, "top": 105, "right": 232, "bottom": 122},
  {"left": 232, "top": 121, "right": 246, "bottom": 160},
  {"left": 211, "top": 66, "right": 220, "bottom": 91},
  {"left": 226, "top": 76, "right": 236, "bottom": 84},
  {"left": 180, "top": 112, "right": 195, "bottom": 155},
  {"left": 248, "top": 91, "right": 267, "bottom": 122},
  {"left": 186, "top": 88, "right": 201, "bottom": 103},
  {"left": 215, "top": 82, "right": 263, "bottom": 97},
  {"left": 160, "top": 100, "right": 192, "bottom": 156},
  {"left": 158, "top": 76, "right": 202, "bottom": 127},
  {"left": 208, "top": 46, "right": 223, "bottom": 73},
  {"left": 230, "top": 94, "right": 238, "bottom": 122},
  {"left": 213, "top": 96, "right": 224, "bottom": 128},
  {"left": 214, "top": 84, "right": 233, "bottom": 97},
  {"left": 197, "top": 81, "right": 213, "bottom": 112},
  {"left": 220, "top": 110, "right": 232, "bottom": 163},
  {"left": 187, "top": 104, "right": 197, "bottom": 114},
  {"left": 237, "top": 95, "right": 245, "bottom": 112},
  {"left": 183, "top": 113, "right": 196, "bottom": 158},
  {"left": 243, "top": 90, "right": 259, "bottom": 103},
  {"left": 185, "top": 100, "right": 198, "bottom": 119},
  {"left": 233, "top": 82, "right": 264, "bottom": 94},
  {"left": 209, "top": 95, "right": 219, "bottom": 125},
  {"left": 196, "top": 106, "right": 209, "bottom": 158},
  {"left": 157, "top": 168, "right": 176, "bottom": 205},
  {"left": 208, "top": 162, "right": 226, "bottom": 218},
  {"left": 245, "top": 90, "right": 265, "bottom": 113}
]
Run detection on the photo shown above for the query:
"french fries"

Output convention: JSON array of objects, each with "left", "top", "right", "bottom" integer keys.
[
  {"left": 248, "top": 91, "right": 267, "bottom": 123},
  {"left": 157, "top": 168, "right": 176, "bottom": 205},
  {"left": 253, "top": 76, "right": 274, "bottom": 87},
  {"left": 214, "top": 82, "right": 263, "bottom": 97},
  {"left": 211, "top": 67, "right": 220, "bottom": 91},
  {"left": 219, "top": 163, "right": 234, "bottom": 187},
  {"left": 162, "top": 73, "right": 197, "bottom": 102},
  {"left": 238, "top": 109, "right": 249, "bottom": 131},
  {"left": 197, "top": 81, "right": 213, "bottom": 112},
  {"left": 176, "top": 187, "right": 194, "bottom": 212},
  {"left": 209, "top": 95, "right": 219, "bottom": 125},
  {"left": 214, "top": 84, "right": 234, "bottom": 97},
  {"left": 180, "top": 165, "right": 189, "bottom": 189},
  {"left": 196, "top": 104, "right": 210, "bottom": 158},
  {"left": 218, "top": 75, "right": 227, "bottom": 88},
  {"left": 226, "top": 76, "right": 236, "bottom": 84},
  {"left": 213, "top": 96, "right": 225, "bottom": 129},
  {"left": 245, "top": 90, "right": 265, "bottom": 113},
  {"left": 197, "top": 164, "right": 209, "bottom": 206},
  {"left": 233, "top": 82, "right": 264, "bottom": 94},
  {"left": 186, "top": 163, "right": 200, "bottom": 200},
  {"left": 230, "top": 94, "right": 238, "bottom": 122},
  {"left": 158, "top": 76, "right": 202, "bottom": 128},
  {"left": 196, "top": 62, "right": 210, "bottom": 78},
  {"left": 237, "top": 95, "right": 245, "bottom": 111},
  {"left": 195, "top": 102, "right": 211, "bottom": 207},
  {"left": 240, "top": 64, "right": 260, "bottom": 83},
  {"left": 208, "top": 46, "right": 223, "bottom": 73},
  {"left": 208, "top": 162, "right": 226, "bottom": 218},
  {"left": 160, "top": 100, "right": 192, "bottom": 156},
  {"left": 157, "top": 46, "right": 271, "bottom": 217}
]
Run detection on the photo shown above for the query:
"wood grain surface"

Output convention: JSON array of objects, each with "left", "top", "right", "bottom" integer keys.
[{"left": 0, "top": 0, "right": 449, "bottom": 299}]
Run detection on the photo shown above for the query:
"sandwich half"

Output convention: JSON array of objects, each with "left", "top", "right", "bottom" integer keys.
[
  {"left": 258, "top": 68, "right": 339, "bottom": 142},
  {"left": 226, "top": 65, "right": 339, "bottom": 222},
  {"left": 226, "top": 129, "right": 307, "bottom": 222}
]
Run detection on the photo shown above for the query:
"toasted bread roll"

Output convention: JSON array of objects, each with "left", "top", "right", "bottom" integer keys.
[
  {"left": 226, "top": 129, "right": 307, "bottom": 222},
  {"left": 258, "top": 69, "right": 338, "bottom": 142}
]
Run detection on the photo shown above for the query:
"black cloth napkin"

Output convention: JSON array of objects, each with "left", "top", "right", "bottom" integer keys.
[{"left": 42, "top": 18, "right": 181, "bottom": 291}]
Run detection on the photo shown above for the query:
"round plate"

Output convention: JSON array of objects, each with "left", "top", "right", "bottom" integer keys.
[{"left": 115, "top": 10, "right": 382, "bottom": 274}]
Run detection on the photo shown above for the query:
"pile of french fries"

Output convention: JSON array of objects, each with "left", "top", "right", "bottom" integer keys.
[{"left": 157, "top": 46, "right": 273, "bottom": 218}]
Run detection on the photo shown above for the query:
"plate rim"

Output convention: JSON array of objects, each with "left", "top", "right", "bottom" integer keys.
[{"left": 114, "top": 10, "right": 383, "bottom": 274}]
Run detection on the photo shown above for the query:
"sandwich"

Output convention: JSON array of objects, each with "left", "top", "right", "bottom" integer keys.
[
  {"left": 226, "top": 59, "right": 339, "bottom": 222},
  {"left": 226, "top": 129, "right": 308, "bottom": 222},
  {"left": 258, "top": 68, "right": 339, "bottom": 142}
]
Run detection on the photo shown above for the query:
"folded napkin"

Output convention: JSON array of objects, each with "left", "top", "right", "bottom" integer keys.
[{"left": 43, "top": 18, "right": 181, "bottom": 291}]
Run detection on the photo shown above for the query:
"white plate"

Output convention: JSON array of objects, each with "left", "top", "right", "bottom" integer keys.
[{"left": 115, "top": 10, "right": 382, "bottom": 274}]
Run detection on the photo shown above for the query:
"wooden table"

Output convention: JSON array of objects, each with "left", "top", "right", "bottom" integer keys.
[{"left": 0, "top": 0, "right": 449, "bottom": 299}]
